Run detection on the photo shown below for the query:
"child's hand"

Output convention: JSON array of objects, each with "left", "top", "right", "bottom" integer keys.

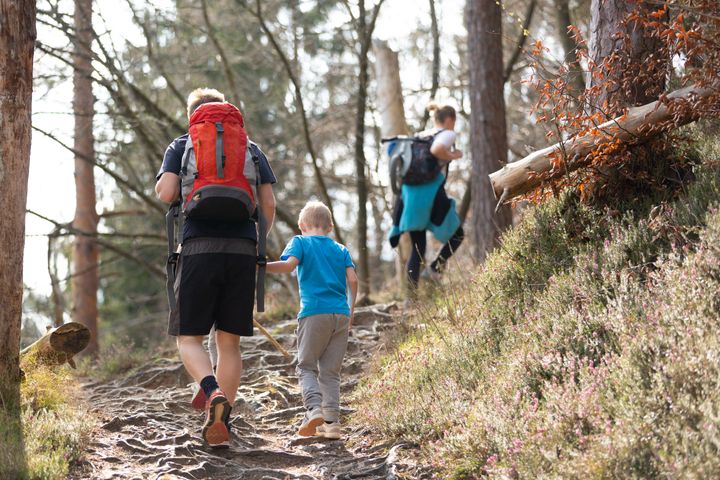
[{"left": 349, "top": 313, "right": 354, "bottom": 329}]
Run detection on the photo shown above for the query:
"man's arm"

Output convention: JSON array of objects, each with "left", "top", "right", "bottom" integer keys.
[
  {"left": 346, "top": 267, "right": 358, "bottom": 328},
  {"left": 266, "top": 256, "right": 299, "bottom": 274},
  {"left": 258, "top": 183, "right": 276, "bottom": 232},
  {"left": 155, "top": 172, "right": 180, "bottom": 203}
]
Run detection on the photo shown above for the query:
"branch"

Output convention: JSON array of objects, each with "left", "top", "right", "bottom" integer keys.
[
  {"left": 503, "top": 0, "right": 536, "bottom": 84},
  {"left": 125, "top": 0, "right": 187, "bottom": 110},
  {"left": 27, "top": 210, "right": 166, "bottom": 279},
  {"left": 32, "top": 125, "right": 164, "bottom": 213},
  {"left": 239, "top": 0, "right": 345, "bottom": 244},
  {"left": 201, "top": 0, "right": 241, "bottom": 104}
]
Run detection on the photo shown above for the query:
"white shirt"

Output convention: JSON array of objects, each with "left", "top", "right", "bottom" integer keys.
[{"left": 419, "top": 128, "right": 457, "bottom": 150}]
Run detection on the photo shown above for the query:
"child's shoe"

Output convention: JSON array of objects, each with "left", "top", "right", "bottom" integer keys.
[
  {"left": 202, "top": 389, "right": 231, "bottom": 448},
  {"left": 298, "top": 408, "right": 324, "bottom": 437},
  {"left": 317, "top": 421, "right": 342, "bottom": 439}
]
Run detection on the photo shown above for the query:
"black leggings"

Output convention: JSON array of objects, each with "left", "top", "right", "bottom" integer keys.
[{"left": 407, "top": 227, "right": 464, "bottom": 288}]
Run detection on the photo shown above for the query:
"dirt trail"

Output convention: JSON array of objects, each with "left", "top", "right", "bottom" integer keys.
[{"left": 71, "top": 304, "right": 430, "bottom": 480}]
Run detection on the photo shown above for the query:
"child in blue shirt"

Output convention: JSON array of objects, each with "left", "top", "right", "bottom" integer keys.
[{"left": 267, "top": 201, "right": 358, "bottom": 439}]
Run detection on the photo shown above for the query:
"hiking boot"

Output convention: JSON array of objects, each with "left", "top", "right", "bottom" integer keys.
[
  {"left": 202, "top": 389, "right": 231, "bottom": 448},
  {"left": 298, "top": 408, "right": 324, "bottom": 437},
  {"left": 317, "top": 422, "right": 342, "bottom": 439},
  {"left": 190, "top": 383, "right": 206, "bottom": 411},
  {"left": 420, "top": 266, "right": 442, "bottom": 283}
]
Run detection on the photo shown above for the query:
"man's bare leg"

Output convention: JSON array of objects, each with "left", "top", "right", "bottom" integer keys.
[
  {"left": 177, "top": 335, "right": 213, "bottom": 382},
  {"left": 178, "top": 334, "right": 231, "bottom": 446},
  {"left": 215, "top": 329, "right": 242, "bottom": 405},
  {"left": 208, "top": 326, "right": 218, "bottom": 368}
]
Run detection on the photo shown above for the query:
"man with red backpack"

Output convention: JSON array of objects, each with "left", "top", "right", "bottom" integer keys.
[{"left": 155, "top": 88, "right": 276, "bottom": 447}]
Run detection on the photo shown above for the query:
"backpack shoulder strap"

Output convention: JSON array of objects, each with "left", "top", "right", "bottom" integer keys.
[
  {"left": 251, "top": 148, "right": 268, "bottom": 312},
  {"left": 180, "top": 134, "right": 193, "bottom": 175}
]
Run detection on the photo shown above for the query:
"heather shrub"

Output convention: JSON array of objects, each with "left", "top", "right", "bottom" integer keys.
[
  {"left": 1, "top": 361, "right": 93, "bottom": 480},
  {"left": 353, "top": 139, "right": 720, "bottom": 478}
]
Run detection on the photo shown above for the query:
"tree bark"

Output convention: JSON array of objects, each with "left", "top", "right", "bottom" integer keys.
[
  {"left": 554, "top": 0, "right": 585, "bottom": 93},
  {"left": 589, "top": 0, "right": 666, "bottom": 116},
  {"left": 72, "top": 0, "right": 99, "bottom": 356},
  {"left": 353, "top": 0, "right": 384, "bottom": 297},
  {"left": 0, "top": 0, "right": 36, "bottom": 406},
  {"left": 373, "top": 40, "right": 412, "bottom": 291},
  {"left": 465, "top": 0, "right": 512, "bottom": 262},
  {"left": 488, "top": 84, "right": 717, "bottom": 201},
  {"left": 421, "top": 0, "right": 441, "bottom": 128}
]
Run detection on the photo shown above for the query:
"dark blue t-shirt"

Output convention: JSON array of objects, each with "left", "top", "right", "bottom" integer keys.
[{"left": 157, "top": 134, "right": 277, "bottom": 242}]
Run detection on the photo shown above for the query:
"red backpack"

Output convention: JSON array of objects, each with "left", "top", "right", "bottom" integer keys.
[
  {"left": 180, "top": 102, "right": 256, "bottom": 221},
  {"left": 165, "top": 101, "right": 268, "bottom": 311}
]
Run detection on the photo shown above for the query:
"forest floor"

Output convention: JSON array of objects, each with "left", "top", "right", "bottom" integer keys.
[{"left": 69, "top": 304, "right": 431, "bottom": 480}]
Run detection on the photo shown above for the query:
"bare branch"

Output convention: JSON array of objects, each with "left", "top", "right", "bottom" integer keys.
[
  {"left": 239, "top": 0, "right": 345, "bottom": 244},
  {"left": 32, "top": 125, "right": 164, "bottom": 213},
  {"left": 28, "top": 209, "right": 166, "bottom": 279}
]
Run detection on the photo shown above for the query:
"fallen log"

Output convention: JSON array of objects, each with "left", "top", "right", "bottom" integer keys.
[
  {"left": 489, "top": 84, "right": 718, "bottom": 205},
  {"left": 20, "top": 322, "right": 91, "bottom": 368}
]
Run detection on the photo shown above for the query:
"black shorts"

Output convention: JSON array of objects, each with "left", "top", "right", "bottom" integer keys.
[{"left": 169, "top": 238, "right": 256, "bottom": 337}]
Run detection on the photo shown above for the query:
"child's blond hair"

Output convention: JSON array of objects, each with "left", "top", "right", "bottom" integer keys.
[
  {"left": 187, "top": 87, "right": 225, "bottom": 118},
  {"left": 298, "top": 201, "right": 333, "bottom": 232}
]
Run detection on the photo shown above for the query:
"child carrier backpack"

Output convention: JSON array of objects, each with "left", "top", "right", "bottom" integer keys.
[
  {"left": 382, "top": 130, "right": 446, "bottom": 195},
  {"left": 165, "top": 102, "right": 268, "bottom": 312}
]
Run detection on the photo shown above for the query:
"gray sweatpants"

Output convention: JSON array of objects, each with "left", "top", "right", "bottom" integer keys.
[{"left": 296, "top": 313, "right": 350, "bottom": 422}]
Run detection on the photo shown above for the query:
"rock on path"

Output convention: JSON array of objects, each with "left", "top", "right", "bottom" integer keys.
[{"left": 70, "top": 304, "right": 431, "bottom": 480}]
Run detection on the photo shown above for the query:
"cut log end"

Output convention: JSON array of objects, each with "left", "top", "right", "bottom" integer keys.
[{"left": 21, "top": 322, "right": 91, "bottom": 369}]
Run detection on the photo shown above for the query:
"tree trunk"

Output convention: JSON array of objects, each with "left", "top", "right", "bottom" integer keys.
[
  {"left": 420, "top": 0, "right": 441, "bottom": 129},
  {"left": 72, "top": 0, "right": 99, "bottom": 356},
  {"left": 589, "top": 0, "right": 666, "bottom": 116},
  {"left": 465, "top": 0, "right": 512, "bottom": 262},
  {"left": 373, "top": 41, "right": 413, "bottom": 292},
  {"left": 354, "top": 0, "right": 383, "bottom": 298},
  {"left": 488, "top": 84, "right": 717, "bottom": 201},
  {"left": 555, "top": 0, "right": 585, "bottom": 93},
  {"left": 0, "top": 0, "right": 36, "bottom": 406}
]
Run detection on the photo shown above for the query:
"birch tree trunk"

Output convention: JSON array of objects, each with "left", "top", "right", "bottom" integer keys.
[
  {"left": 72, "top": 0, "right": 99, "bottom": 356},
  {"left": 0, "top": 0, "right": 36, "bottom": 405},
  {"left": 374, "top": 40, "right": 412, "bottom": 291},
  {"left": 465, "top": 0, "right": 512, "bottom": 262}
]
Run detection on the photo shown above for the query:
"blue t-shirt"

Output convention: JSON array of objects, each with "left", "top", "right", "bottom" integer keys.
[
  {"left": 156, "top": 134, "right": 277, "bottom": 242},
  {"left": 280, "top": 236, "right": 355, "bottom": 319}
]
